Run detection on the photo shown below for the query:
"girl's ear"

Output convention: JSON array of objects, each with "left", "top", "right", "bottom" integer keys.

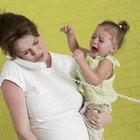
[{"left": 111, "top": 44, "right": 119, "bottom": 53}]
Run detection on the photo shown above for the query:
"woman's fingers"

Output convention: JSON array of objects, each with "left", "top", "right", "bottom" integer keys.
[
  {"left": 84, "top": 105, "right": 104, "bottom": 130},
  {"left": 87, "top": 104, "right": 103, "bottom": 113},
  {"left": 84, "top": 104, "right": 112, "bottom": 130}
]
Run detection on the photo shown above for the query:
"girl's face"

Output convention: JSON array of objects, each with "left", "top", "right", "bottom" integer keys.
[
  {"left": 14, "top": 34, "right": 49, "bottom": 62},
  {"left": 89, "top": 26, "right": 118, "bottom": 57}
]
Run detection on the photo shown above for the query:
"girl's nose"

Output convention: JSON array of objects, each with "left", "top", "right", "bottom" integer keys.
[{"left": 92, "top": 37, "right": 97, "bottom": 43}]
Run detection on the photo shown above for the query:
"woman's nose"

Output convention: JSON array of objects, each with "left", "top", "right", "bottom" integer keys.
[{"left": 30, "top": 47, "right": 39, "bottom": 56}]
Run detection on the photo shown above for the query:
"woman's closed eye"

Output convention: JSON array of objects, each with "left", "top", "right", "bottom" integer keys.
[
  {"left": 33, "top": 36, "right": 39, "bottom": 46},
  {"left": 23, "top": 50, "right": 29, "bottom": 55},
  {"left": 33, "top": 40, "right": 38, "bottom": 45}
]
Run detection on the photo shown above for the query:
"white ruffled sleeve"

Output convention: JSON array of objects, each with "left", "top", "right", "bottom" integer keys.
[{"left": 0, "top": 61, "right": 26, "bottom": 92}]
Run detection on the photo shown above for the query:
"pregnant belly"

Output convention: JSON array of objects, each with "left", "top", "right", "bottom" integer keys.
[{"left": 30, "top": 113, "right": 89, "bottom": 140}]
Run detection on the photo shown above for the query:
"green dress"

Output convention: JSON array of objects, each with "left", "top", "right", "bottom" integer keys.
[{"left": 75, "top": 54, "right": 120, "bottom": 109}]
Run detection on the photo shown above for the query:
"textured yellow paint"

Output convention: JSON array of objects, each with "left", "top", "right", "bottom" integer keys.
[{"left": 0, "top": 0, "right": 140, "bottom": 139}]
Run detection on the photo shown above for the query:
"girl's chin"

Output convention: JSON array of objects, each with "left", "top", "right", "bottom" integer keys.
[{"left": 90, "top": 53, "right": 97, "bottom": 58}]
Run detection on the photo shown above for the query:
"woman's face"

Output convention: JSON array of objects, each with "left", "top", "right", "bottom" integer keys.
[{"left": 14, "top": 34, "right": 49, "bottom": 62}]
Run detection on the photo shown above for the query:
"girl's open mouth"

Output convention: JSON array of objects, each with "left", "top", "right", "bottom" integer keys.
[{"left": 92, "top": 46, "right": 98, "bottom": 53}]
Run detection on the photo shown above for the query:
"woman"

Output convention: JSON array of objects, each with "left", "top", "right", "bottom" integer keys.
[{"left": 0, "top": 12, "right": 112, "bottom": 140}]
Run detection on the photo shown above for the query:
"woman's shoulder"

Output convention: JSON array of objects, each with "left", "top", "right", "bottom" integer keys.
[
  {"left": 50, "top": 52, "right": 77, "bottom": 74},
  {"left": 0, "top": 60, "right": 26, "bottom": 91},
  {"left": 51, "top": 52, "right": 73, "bottom": 59},
  {"left": 51, "top": 52, "right": 76, "bottom": 65},
  {"left": 0, "top": 60, "right": 24, "bottom": 79},
  {"left": 2, "top": 60, "right": 20, "bottom": 70}
]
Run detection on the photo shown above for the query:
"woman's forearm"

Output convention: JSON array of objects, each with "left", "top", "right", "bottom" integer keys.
[{"left": 16, "top": 129, "right": 38, "bottom": 140}]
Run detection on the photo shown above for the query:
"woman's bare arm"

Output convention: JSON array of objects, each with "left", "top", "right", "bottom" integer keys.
[{"left": 1, "top": 80, "right": 37, "bottom": 140}]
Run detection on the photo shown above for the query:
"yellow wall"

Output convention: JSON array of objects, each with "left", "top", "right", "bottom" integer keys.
[{"left": 0, "top": 0, "right": 140, "bottom": 139}]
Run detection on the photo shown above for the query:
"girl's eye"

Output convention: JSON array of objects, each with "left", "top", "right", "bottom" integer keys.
[
  {"left": 91, "top": 36, "right": 95, "bottom": 39},
  {"left": 99, "top": 39, "right": 104, "bottom": 43}
]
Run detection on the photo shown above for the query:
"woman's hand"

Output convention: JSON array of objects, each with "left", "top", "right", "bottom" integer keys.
[{"left": 84, "top": 104, "right": 112, "bottom": 130}]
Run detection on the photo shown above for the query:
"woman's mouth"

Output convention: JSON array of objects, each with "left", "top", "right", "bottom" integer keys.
[{"left": 37, "top": 53, "right": 44, "bottom": 61}]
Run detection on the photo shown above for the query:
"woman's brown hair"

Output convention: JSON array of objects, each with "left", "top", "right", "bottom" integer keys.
[{"left": 0, "top": 12, "right": 39, "bottom": 59}]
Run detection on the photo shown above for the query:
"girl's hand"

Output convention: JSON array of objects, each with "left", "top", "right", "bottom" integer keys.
[
  {"left": 84, "top": 104, "right": 112, "bottom": 130},
  {"left": 73, "top": 49, "right": 85, "bottom": 64},
  {"left": 60, "top": 25, "right": 73, "bottom": 35}
]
